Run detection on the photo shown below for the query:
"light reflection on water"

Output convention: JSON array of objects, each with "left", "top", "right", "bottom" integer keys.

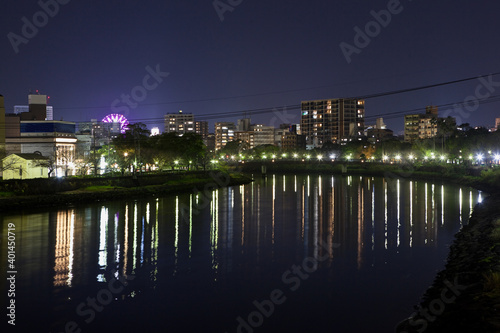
[{"left": 0, "top": 175, "right": 483, "bottom": 332}]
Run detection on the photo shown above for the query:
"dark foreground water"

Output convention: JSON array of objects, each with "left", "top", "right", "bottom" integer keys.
[{"left": 1, "top": 175, "right": 483, "bottom": 333}]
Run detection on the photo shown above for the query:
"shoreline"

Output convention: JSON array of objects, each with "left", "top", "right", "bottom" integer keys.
[
  {"left": 395, "top": 194, "right": 500, "bottom": 332},
  {"left": 0, "top": 171, "right": 253, "bottom": 212}
]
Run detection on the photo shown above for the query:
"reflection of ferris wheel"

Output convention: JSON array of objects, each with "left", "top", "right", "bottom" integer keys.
[{"left": 102, "top": 114, "right": 129, "bottom": 133}]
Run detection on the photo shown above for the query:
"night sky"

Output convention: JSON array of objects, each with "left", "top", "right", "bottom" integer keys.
[{"left": 1, "top": 0, "right": 500, "bottom": 135}]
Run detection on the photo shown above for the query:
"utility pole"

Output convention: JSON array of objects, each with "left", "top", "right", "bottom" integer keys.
[{"left": 93, "top": 124, "right": 97, "bottom": 176}]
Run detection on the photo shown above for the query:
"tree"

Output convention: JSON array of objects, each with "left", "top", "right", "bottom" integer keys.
[
  {"left": 113, "top": 123, "right": 150, "bottom": 174},
  {"left": 0, "top": 150, "right": 22, "bottom": 174},
  {"left": 220, "top": 140, "right": 245, "bottom": 157}
]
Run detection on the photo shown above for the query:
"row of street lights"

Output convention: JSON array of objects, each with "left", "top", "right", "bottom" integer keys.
[{"left": 214, "top": 151, "right": 500, "bottom": 164}]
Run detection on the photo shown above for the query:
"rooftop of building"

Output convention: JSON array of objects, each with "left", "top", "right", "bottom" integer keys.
[{"left": 4, "top": 153, "right": 49, "bottom": 161}]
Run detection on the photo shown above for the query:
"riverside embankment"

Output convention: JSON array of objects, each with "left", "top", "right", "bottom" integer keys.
[
  {"left": 0, "top": 171, "right": 252, "bottom": 212},
  {"left": 396, "top": 194, "right": 500, "bottom": 332}
]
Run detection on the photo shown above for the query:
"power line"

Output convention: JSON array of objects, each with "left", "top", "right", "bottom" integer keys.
[
  {"left": 49, "top": 71, "right": 500, "bottom": 113},
  {"left": 2, "top": 71, "right": 500, "bottom": 129}
]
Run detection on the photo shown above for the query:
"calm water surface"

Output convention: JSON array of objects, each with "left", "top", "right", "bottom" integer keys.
[{"left": 0, "top": 175, "right": 483, "bottom": 332}]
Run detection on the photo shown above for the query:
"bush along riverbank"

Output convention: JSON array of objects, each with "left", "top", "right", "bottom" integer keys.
[
  {"left": 0, "top": 171, "right": 252, "bottom": 211},
  {"left": 396, "top": 194, "right": 500, "bottom": 333}
]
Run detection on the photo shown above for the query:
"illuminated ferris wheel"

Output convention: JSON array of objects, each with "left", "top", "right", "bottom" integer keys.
[{"left": 102, "top": 114, "right": 129, "bottom": 134}]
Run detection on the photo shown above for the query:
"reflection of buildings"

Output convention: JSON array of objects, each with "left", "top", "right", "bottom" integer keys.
[{"left": 54, "top": 210, "right": 75, "bottom": 287}]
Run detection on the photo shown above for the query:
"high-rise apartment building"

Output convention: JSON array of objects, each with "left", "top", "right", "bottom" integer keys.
[
  {"left": 235, "top": 131, "right": 255, "bottom": 149},
  {"left": 252, "top": 124, "right": 275, "bottom": 147},
  {"left": 215, "top": 122, "right": 235, "bottom": 150},
  {"left": 496, "top": 117, "right": 500, "bottom": 131},
  {"left": 300, "top": 98, "right": 365, "bottom": 146},
  {"left": 237, "top": 118, "right": 251, "bottom": 131},
  {"left": 164, "top": 111, "right": 207, "bottom": 141},
  {"left": 164, "top": 110, "right": 195, "bottom": 134},
  {"left": 195, "top": 121, "right": 209, "bottom": 141}
]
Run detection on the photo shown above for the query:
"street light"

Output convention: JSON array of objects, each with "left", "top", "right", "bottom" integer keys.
[
  {"left": 317, "top": 155, "right": 323, "bottom": 161},
  {"left": 330, "top": 154, "right": 336, "bottom": 160}
]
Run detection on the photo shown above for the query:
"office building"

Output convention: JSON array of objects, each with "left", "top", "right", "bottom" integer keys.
[
  {"left": 77, "top": 120, "right": 117, "bottom": 149},
  {"left": 365, "top": 118, "right": 393, "bottom": 143},
  {"left": 215, "top": 122, "right": 235, "bottom": 150},
  {"left": 6, "top": 120, "right": 77, "bottom": 176},
  {"left": 234, "top": 131, "right": 255, "bottom": 150},
  {"left": 252, "top": 124, "right": 275, "bottom": 147},
  {"left": 13, "top": 93, "right": 53, "bottom": 121},
  {"left": 404, "top": 106, "right": 440, "bottom": 143},
  {"left": 301, "top": 98, "right": 365, "bottom": 147},
  {"left": 237, "top": 118, "right": 251, "bottom": 131}
]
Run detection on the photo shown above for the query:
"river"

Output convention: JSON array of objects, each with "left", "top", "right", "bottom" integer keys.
[{"left": 0, "top": 174, "right": 483, "bottom": 332}]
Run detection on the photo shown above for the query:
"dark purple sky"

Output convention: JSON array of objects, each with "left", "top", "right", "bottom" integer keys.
[{"left": 1, "top": 0, "right": 500, "bottom": 135}]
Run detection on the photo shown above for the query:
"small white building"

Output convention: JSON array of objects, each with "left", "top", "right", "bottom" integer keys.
[{"left": 2, "top": 153, "right": 48, "bottom": 180}]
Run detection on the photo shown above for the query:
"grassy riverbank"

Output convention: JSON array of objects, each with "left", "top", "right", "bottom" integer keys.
[
  {"left": 0, "top": 171, "right": 252, "bottom": 211},
  {"left": 396, "top": 195, "right": 500, "bottom": 332}
]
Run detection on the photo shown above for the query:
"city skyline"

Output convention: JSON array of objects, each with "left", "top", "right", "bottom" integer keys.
[{"left": 1, "top": 1, "right": 500, "bottom": 134}]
